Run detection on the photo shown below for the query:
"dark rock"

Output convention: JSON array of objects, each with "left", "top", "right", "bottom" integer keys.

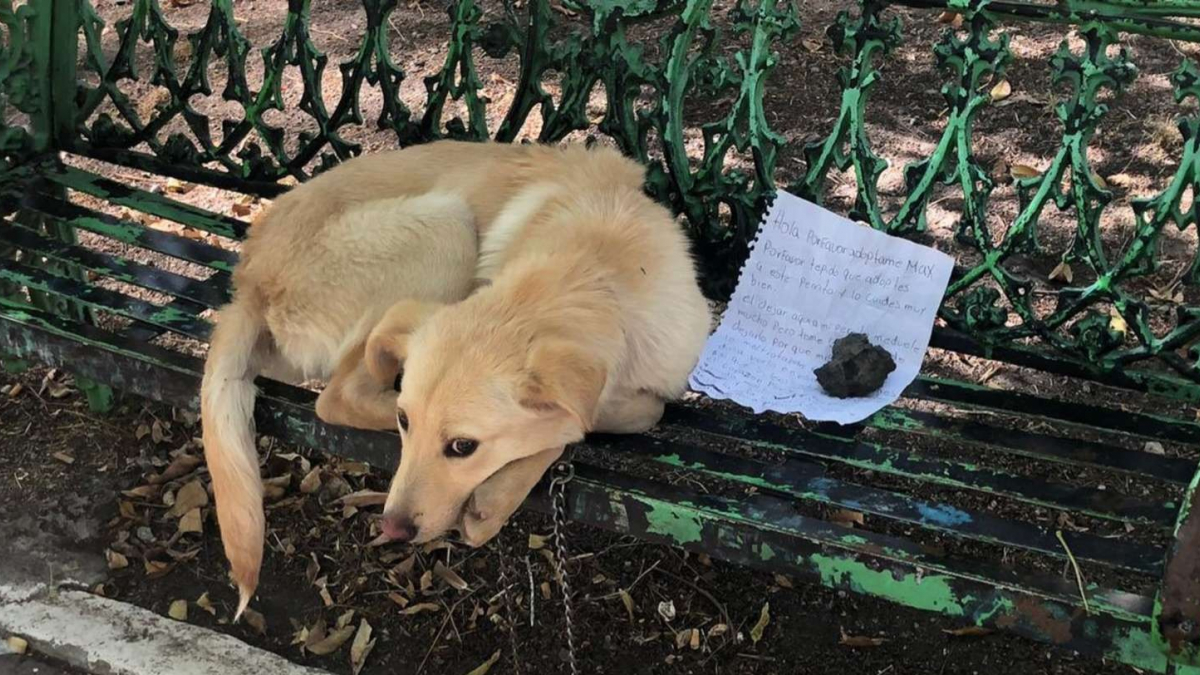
[{"left": 814, "top": 333, "right": 897, "bottom": 398}]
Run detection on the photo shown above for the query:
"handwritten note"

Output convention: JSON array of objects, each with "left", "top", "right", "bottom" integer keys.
[{"left": 689, "top": 191, "right": 954, "bottom": 424}]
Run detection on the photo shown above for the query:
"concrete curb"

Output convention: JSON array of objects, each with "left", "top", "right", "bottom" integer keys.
[{"left": 0, "top": 586, "right": 331, "bottom": 675}]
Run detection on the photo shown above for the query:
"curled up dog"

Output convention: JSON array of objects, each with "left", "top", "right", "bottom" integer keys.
[{"left": 200, "top": 140, "right": 711, "bottom": 618}]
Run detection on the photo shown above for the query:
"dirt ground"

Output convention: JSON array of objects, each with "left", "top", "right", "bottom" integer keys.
[
  {"left": 5, "top": 0, "right": 1200, "bottom": 673},
  {"left": 0, "top": 365, "right": 1139, "bottom": 675}
]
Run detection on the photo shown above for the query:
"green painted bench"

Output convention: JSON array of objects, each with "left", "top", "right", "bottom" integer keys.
[{"left": 3, "top": 0, "right": 1200, "bottom": 670}]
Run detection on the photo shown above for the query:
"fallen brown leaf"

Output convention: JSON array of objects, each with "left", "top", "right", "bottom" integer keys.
[
  {"left": 178, "top": 507, "right": 203, "bottom": 535},
  {"left": 349, "top": 619, "right": 375, "bottom": 675},
  {"left": 466, "top": 650, "right": 502, "bottom": 675},
  {"left": 106, "top": 549, "right": 129, "bottom": 570},
  {"left": 1049, "top": 261, "right": 1073, "bottom": 284},
  {"left": 839, "top": 627, "right": 887, "bottom": 647},
  {"left": 336, "top": 490, "right": 387, "bottom": 507},
  {"left": 773, "top": 573, "right": 794, "bottom": 589},
  {"left": 400, "top": 602, "right": 440, "bottom": 616},
  {"left": 307, "top": 625, "right": 354, "bottom": 655},
  {"left": 387, "top": 592, "right": 410, "bottom": 608},
  {"left": 53, "top": 452, "right": 75, "bottom": 465},
  {"left": 618, "top": 589, "right": 635, "bottom": 622},
  {"left": 149, "top": 454, "right": 201, "bottom": 484},
  {"left": 300, "top": 467, "right": 323, "bottom": 494},
  {"left": 168, "top": 599, "right": 188, "bottom": 621},
  {"left": 170, "top": 480, "right": 208, "bottom": 517},
  {"left": 6, "top": 636, "right": 28, "bottom": 655},
  {"left": 750, "top": 602, "right": 770, "bottom": 644},
  {"left": 989, "top": 79, "right": 1012, "bottom": 103},
  {"left": 830, "top": 509, "right": 865, "bottom": 528},
  {"left": 434, "top": 561, "right": 469, "bottom": 591},
  {"left": 528, "top": 533, "right": 548, "bottom": 550},
  {"left": 242, "top": 608, "right": 267, "bottom": 635},
  {"left": 196, "top": 592, "right": 216, "bottom": 615},
  {"left": 1010, "top": 164, "right": 1042, "bottom": 180}
]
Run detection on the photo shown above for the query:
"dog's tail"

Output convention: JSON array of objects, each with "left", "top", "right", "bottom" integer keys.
[{"left": 200, "top": 297, "right": 269, "bottom": 621}]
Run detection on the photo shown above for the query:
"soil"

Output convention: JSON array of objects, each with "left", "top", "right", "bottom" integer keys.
[
  {"left": 5, "top": 0, "right": 1199, "bottom": 673},
  {"left": 0, "top": 366, "right": 1137, "bottom": 675}
]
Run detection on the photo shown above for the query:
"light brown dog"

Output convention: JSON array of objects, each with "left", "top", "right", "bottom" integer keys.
[{"left": 200, "top": 141, "right": 710, "bottom": 619}]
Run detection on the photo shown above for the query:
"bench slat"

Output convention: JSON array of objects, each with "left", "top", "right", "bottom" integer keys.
[
  {"left": 662, "top": 407, "right": 1179, "bottom": 527},
  {"left": 6, "top": 191, "right": 238, "bottom": 272},
  {"left": 866, "top": 407, "right": 1197, "bottom": 484},
  {"left": 4, "top": 223, "right": 229, "bottom": 309},
  {"left": 42, "top": 165, "right": 249, "bottom": 241},
  {"left": 910, "top": 376, "right": 1200, "bottom": 445},
  {"left": 0, "top": 260, "right": 212, "bottom": 341},
  {"left": 590, "top": 434, "right": 1165, "bottom": 574}
]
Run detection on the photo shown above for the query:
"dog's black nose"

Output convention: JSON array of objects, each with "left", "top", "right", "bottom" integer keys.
[{"left": 381, "top": 515, "right": 418, "bottom": 543}]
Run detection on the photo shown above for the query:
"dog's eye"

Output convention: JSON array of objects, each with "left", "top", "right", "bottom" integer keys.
[
  {"left": 396, "top": 409, "right": 409, "bottom": 433},
  {"left": 444, "top": 438, "right": 479, "bottom": 458}
]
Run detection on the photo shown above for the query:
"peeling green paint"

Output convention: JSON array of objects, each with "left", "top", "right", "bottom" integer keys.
[
  {"left": 810, "top": 553, "right": 966, "bottom": 617},
  {"left": 640, "top": 500, "right": 704, "bottom": 545}
]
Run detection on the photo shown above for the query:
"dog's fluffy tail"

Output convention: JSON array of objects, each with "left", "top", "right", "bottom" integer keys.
[{"left": 200, "top": 298, "right": 269, "bottom": 621}]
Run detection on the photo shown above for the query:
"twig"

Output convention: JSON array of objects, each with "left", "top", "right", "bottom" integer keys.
[
  {"left": 591, "top": 559, "right": 661, "bottom": 602},
  {"left": 525, "top": 554, "right": 536, "bottom": 627},
  {"left": 1056, "top": 530, "right": 1091, "bottom": 616},
  {"left": 416, "top": 589, "right": 477, "bottom": 674}
]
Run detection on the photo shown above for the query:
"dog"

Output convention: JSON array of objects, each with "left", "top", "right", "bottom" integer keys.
[{"left": 201, "top": 141, "right": 710, "bottom": 619}]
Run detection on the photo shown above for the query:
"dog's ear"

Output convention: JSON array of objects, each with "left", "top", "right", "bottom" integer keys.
[
  {"left": 520, "top": 340, "right": 607, "bottom": 431},
  {"left": 364, "top": 301, "right": 443, "bottom": 387}
]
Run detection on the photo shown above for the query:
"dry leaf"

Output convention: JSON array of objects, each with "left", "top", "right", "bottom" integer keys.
[
  {"left": 1010, "top": 164, "right": 1042, "bottom": 179},
  {"left": 773, "top": 573, "right": 794, "bottom": 589},
  {"left": 675, "top": 629, "right": 691, "bottom": 650},
  {"left": 336, "top": 490, "right": 388, "bottom": 507},
  {"left": 106, "top": 549, "right": 129, "bottom": 570},
  {"left": 170, "top": 480, "right": 209, "bottom": 517},
  {"left": 196, "top": 592, "right": 216, "bottom": 615},
  {"left": 168, "top": 599, "right": 188, "bottom": 621},
  {"left": 178, "top": 507, "right": 203, "bottom": 534},
  {"left": 387, "top": 592, "right": 410, "bottom": 608},
  {"left": 466, "top": 650, "right": 502, "bottom": 675},
  {"left": 1144, "top": 441, "right": 1166, "bottom": 456},
  {"left": 122, "top": 484, "right": 159, "bottom": 499},
  {"left": 936, "top": 11, "right": 963, "bottom": 28},
  {"left": 51, "top": 451, "right": 76, "bottom": 465},
  {"left": 1049, "top": 261, "right": 1074, "bottom": 284},
  {"left": 1109, "top": 308, "right": 1128, "bottom": 336},
  {"left": 6, "top": 383, "right": 22, "bottom": 398},
  {"left": 242, "top": 608, "right": 267, "bottom": 635},
  {"left": 149, "top": 454, "right": 201, "bottom": 484},
  {"left": 434, "top": 561, "right": 469, "bottom": 591},
  {"left": 708, "top": 623, "right": 729, "bottom": 639},
  {"left": 400, "top": 602, "right": 440, "bottom": 615},
  {"left": 540, "top": 581, "right": 551, "bottom": 600},
  {"left": 6, "top": 636, "right": 28, "bottom": 655},
  {"left": 618, "top": 589, "right": 635, "bottom": 622},
  {"left": 528, "top": 533, "right": 548, "bottom": 550},
  {"left": 231, "top": 202, "right": 254, "bottom": 217},
  {"left": 943, "top": 625, "right": 994, "bottom": 637},
  {"left": 341, "top": 461, "right": 370, "bottom": 476},
  {"left": 144, "top": 559, "right": 173, "bottom": 578},
  {"left": 658, "top": 600, "right": 676, "bottom": 623},
  {"left": 151, "top": 419, "right": 172, "bottom": 444},
  {"left": 263, "top": 474, "right": 291, "bottom": 500},
  {"left": 750, "top": 602, "right": 770, "bottom": 644},
  {"left": 802, "top": 38, "right": 823, "bottom": 53},
  {"left": 300, "top": 467, "right": 322, "bottom": 494},
  {"left": 307, "top": 625, "right": 354, "bottom": 655},
  {"left": 164, "top": 178, "right": 193, "bottom": 194},
  {"left": 989, "top": 79, "right": 1012, "bottom": 103},
  {"left": 420, "top": 569, "right": 434, "bottom": 592},
  {"left": 349, "top": 619, "right": 375, "bottom": 675},
  {"left": 830, "top": 509, "right": 865, "bottom": 528},
  {"left": 1091, "top": 172, "right": 1109, "bottom": 189},
  {"left": 839, "top": 627, "right": 887, "bottom": 647}
]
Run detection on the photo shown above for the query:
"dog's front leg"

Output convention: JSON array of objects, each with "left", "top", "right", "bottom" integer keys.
[
  {"left": 315, "top": 340, "right": 399, "bottom": 431},
  {"left": 460, "top": 446, "right": 565, "bottom": 546}
]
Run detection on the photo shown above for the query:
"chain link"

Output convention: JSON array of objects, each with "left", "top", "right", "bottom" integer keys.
[{"left": 549, "top": 459, "right": 579, "bottom": 675}]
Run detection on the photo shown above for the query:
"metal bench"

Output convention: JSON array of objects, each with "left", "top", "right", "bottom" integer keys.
[{"left": 3, "top": 0, "right": 1200, "bottom": 670}]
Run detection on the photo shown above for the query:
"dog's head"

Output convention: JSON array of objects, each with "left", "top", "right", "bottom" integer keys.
[{"left": 369, "top": 297, "right": 606, "bottom": 546}]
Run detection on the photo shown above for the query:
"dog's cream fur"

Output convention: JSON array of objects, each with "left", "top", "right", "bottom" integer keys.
[{"left": 201, "top": 141, "right": 710, "bottom": 619}]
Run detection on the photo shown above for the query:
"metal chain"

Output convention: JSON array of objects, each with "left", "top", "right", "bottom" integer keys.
[{"left": 549, "top": 458, "right": 579, "bottom": 675}]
